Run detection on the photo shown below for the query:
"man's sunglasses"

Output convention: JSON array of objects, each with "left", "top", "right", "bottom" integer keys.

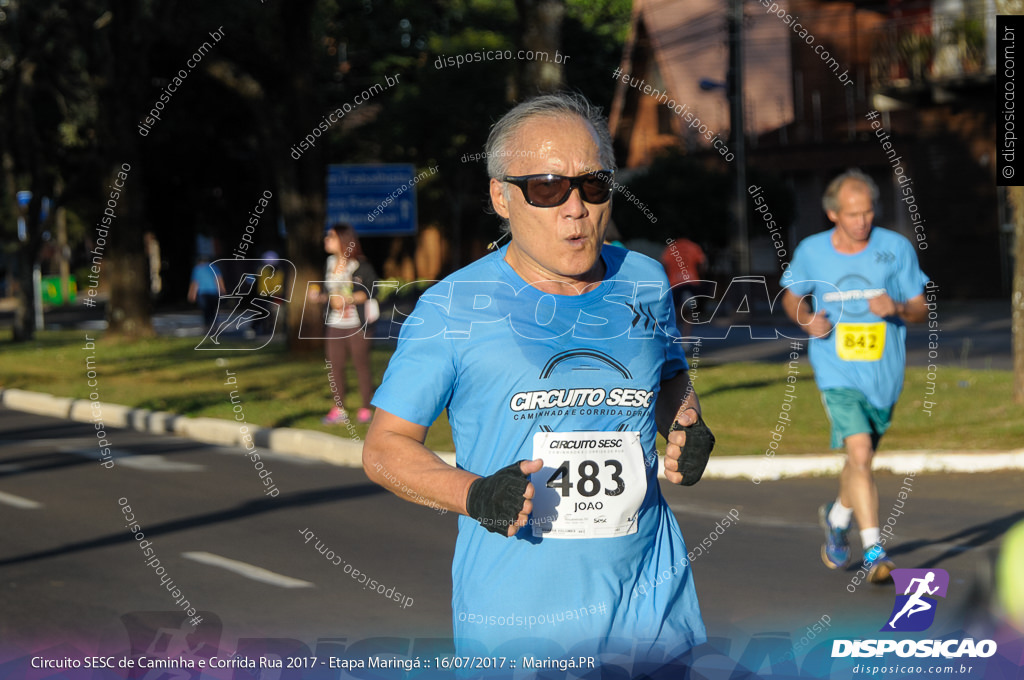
[{"left": 502, "top": 171, "right": 614, "bottom": 208}]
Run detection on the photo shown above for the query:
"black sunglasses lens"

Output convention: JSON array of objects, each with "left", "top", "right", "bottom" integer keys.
[
  {"left": 581, "top": 175, "right": 613, "bottom": 203},
  {"left": 525, "top": 177, "right": 572, "bottom": 206},
  {"left": 514, "top": 173, "right": 614, "bottom": 206}
]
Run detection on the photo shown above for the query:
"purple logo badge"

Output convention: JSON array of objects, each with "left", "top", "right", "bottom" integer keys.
[{"left": 881, "top": 568, "right": 949, "bottom": 632}]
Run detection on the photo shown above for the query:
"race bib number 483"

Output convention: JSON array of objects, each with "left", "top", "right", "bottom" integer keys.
[
  {"left": 835, "top": 322, "right": 886, "bottom": 362},
  {"left": 530, "top": 431, "right": 646, "bottom": 539}
]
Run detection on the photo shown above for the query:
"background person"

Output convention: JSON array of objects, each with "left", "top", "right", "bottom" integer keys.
[
  {"left": 660, "top": 236, "right": 707, "bottom": 329},
  {"left": 363, "top": 93, "right": 714, "bottom": 675},
  {"left": 187, "top": 256, "right": 224, "bottom": 328},
  {"left": 320, "top": 223, "right": 377, "bottom": 425},
  {"left": 781, "top": 169, "right": 928, "bottom": 584}
]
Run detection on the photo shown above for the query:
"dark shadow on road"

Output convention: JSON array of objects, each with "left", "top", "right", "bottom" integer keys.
[
  {"left": 0, "top": 419, "right": 228, "bottom": 479},
  {"left": 0, "top": 451, "right": 94, "bottom": 478},
  {"left": 0, "top": 420, "right": 85, "bottom": 441},
  {"left": 884, "top": 510, "right": 1024, "bottom": 569},
  {"left": 0, "top": 484, "right": 387, "bottom": 567}
]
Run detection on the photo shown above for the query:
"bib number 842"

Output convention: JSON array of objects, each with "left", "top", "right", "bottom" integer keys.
[
  {"left": 546, "top": 459, "right": 625, "bottom": 497},
  {"left": 843, "top": 332, "right": 877, "bottom": 349}
]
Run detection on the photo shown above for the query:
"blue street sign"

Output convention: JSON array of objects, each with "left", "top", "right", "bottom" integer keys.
[
  {"left": 326, "top": 164, "right": 417, "bottom": 236},
  {"left": 16, "top": 190, "right": 32, "bottom": 208}
]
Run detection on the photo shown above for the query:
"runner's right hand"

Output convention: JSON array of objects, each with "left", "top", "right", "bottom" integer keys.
[{"left": 466, "top": 459, "right": 542, "bottom": 537}]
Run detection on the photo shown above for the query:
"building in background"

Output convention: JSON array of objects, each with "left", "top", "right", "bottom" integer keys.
[{"left": 610, "top": 0, "right": 999, "bottom": 298}]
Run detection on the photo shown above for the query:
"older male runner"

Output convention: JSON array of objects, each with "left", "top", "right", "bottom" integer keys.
[
  {"left": 782, "top": 169, "right": 928, "bottom": 583},
  {"left": 364, "top": 93, "right": 714, "bottom": 671}
]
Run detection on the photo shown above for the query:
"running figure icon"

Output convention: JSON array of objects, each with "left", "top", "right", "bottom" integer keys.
[
  {"left": 210, "top": 264, "right": 283, "bottom": 344},
  {"left": 194, "top": 258, "right": 296, "bottom": 351},
  {"left": 889, "top": 571, "right": 939, "bottom": 628}
]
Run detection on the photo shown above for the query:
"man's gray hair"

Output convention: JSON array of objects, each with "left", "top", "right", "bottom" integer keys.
[
  {"left": 822, "top": 169, "right": 879, "bottom": 214},
  {"left": 484, "top": 92, "right": 617, "bottom": 180}
]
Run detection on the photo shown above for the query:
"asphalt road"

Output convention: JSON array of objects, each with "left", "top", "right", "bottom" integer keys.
[{"left": 1, "top": 406, "right": 1020, "bottom": 678}]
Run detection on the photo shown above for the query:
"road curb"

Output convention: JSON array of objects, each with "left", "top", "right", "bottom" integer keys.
[
  {"left": 700, "top": 450, "right": 1024, "bottom": 481},
  {"left": 0, "top": 387, "right": 366, "bottom": 469},
  {"left": 2, "top": 387, "right": 1022, "bottom": 478}
]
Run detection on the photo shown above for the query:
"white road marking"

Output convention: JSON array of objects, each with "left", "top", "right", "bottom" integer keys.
[
  {"left": 0, "top": 491, "right": 42, "bottom": 509},
  {"left": 62, "top": 448, "right": 204, "bottom": 472},
  {"left": 115, "top": 455, "right": 205, "bottom": 472},
  {"left": 181, "top": 552, "right": 314, "bottom": 588},
  {"left": 668, "top": 503, "right": 818, "bottom": 530}
]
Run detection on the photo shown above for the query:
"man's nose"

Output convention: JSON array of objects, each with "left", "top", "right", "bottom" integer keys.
[{"left": 560, "top": 185, "right": 589, "bottom": 217}]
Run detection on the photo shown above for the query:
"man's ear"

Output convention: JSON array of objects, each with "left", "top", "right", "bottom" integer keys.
[
  {"left": 826, "top": 209, "right": 839, "bottom": 224},
  {"left": 490, "top": 178, "right": 511, "bottom": 219}
]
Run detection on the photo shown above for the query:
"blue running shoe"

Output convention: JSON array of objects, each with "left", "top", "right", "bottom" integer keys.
[
  {"left": 819, "top": 502, "right": 851, "bottom": 569},
  {"left": 864, "top": 543, "right": 895, "bottom": 584}
]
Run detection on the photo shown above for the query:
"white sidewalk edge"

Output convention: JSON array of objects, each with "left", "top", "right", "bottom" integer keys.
[{"left": 2, "top": 387, "right": 1022, "bottom": 479}]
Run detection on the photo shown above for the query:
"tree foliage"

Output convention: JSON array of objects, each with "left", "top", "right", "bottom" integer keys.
[{"left": 0, "top": 0, "right": 630, "bottom": 346}]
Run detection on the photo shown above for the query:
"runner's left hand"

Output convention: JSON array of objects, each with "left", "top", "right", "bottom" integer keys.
[{"left": 665, "top": 408, "right": 715, "bottom": 486}]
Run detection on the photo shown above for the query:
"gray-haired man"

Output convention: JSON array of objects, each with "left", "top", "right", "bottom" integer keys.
[{"left": 364, "top": 93, "right": 713, "bottom": 673}]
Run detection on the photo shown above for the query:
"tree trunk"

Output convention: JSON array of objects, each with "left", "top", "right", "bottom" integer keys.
[
  {"left": 1010, "top": 186, "right": 1024, "bottom": 404},
  {"left": 3, "top": 150, "right": 33, "bottom": 342},
  {"left": 11, "top": 193, "right": 43, "bottom": 342},
  {"left": 7, "top": 54, "right": 48, "bottom": 341},
  {"left": 277, "top": 0, "right": 327, "bottom": 354},
  {"left": 514, "top": 0, "right": 566, "bottom": 98},
  {"left": 100, "top": 0, "right": 152, "bottom": 337},
  {"left": 199, "top": 0, "right": 324, "bottom": 354}
]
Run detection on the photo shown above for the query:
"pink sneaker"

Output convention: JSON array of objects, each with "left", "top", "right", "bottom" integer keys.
[
  {"left": 322, "top": 406, "right": 348, "bottom": 425},
  {"left": 357, "top": 408, "right": 373, "bottom": 424}
]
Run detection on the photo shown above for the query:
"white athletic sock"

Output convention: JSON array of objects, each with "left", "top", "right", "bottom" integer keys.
[
  {"left": 828, "top": 500, "right": 853, "bottom": 529},
  {"left": 861, "top": 527, "right": 881, "bottom": 549}
]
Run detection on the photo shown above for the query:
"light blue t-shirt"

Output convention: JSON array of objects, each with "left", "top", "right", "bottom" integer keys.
[
  {"left": 782, "top": 227, "right": 928, "bottom": 408},
  {"left": 190, "top": 263, "right": 222, "bottom": 295},
  {"left": 373, "top": 244, "right": 705, "bottom": 665}
]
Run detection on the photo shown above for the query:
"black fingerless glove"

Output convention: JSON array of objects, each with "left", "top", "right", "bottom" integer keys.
[
  {"left": 466, "top": 461, "right": 530, "bottom": 535},
  {"left": 670, "top": 414, "right": 715, "bottom": 486}
]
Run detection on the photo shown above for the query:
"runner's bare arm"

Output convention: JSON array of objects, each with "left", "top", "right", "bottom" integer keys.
[
  {"left": 868, "top": 292, "right": 926, "bottom": 323},
  {"left": 782, "top": 290, "right": 831, "bottom": 338},
  {"left": 364, "top": 409, "right": 541, "bottom": 536},
  {"left": 655, "top": 369, "right": 700, "bottom": 438}
]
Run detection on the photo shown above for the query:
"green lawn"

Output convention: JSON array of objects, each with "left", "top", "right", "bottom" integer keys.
[{"left": 2, "top": 329, "right": 1020, "bottom": 456}]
